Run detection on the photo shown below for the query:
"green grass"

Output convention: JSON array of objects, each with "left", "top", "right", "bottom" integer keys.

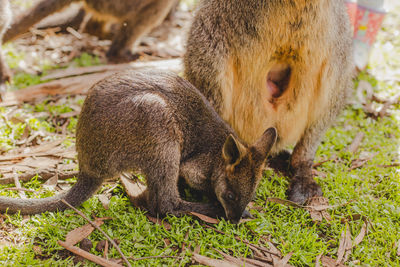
[
  {"left": 0, "top": 73, "right": 398, "bottom": 266},
  {"left": 0, "top": 2, "right": 399, "bottom": 266}
]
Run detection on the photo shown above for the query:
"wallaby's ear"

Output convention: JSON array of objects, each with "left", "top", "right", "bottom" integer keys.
[
  {"left": 251, "top": 127, "right": 277, "bottom": 161},
  {"left": 222, "top": 134, "right": 247, "bottom": 166}
]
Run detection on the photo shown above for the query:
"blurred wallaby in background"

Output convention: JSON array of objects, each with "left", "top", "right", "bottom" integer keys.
[
  {"left": 35, "top": 0, "right": 180, "bottom": 41},
  {"left": 3, "top": 0, "right": 178, "bottom": 62},
  {"left": 0, "top": 0, "right": 11, "bottom": 99},
  {"left": 0, "top": 70, "right": 277, "bottom": 223},
  {"left": 185, "top": 0, "right": 354, "bottom": 204}
]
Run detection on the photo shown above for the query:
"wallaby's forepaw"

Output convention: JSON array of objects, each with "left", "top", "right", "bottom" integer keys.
[
  {"left": 241, "top": 209, "right": 253, "bottom": 219},
  {"left": 190, "top": 203, "right": 226, "bottom": 219},
  {"left": 287, "top": 175, "right": 322, "bottom": 205}
]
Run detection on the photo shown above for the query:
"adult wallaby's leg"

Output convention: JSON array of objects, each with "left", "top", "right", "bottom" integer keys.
[
  {"left": 287, "top": 116, "right": 333, "bottom": 204},
  {"left": 287, "top": 131, "right": 323, "bottom": 204},
  {"left": 3, "top": 0, "right": 74, "bottom": 43},
  {"left": 0, "top": 172, "right": 103, "bottom": 214},
  {"left": 106, "top": 0, "right": 176, "bottom": 62}
]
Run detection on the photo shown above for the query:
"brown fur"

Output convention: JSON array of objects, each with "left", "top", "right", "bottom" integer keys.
[
  {"left": 0, "top": 70, "right": 276, "bottom": 223},
  {"left": 3, "top": 0, "right": 178, "bottom": 62},
  {"left": 184, "top": 0, "right": 354, "bottom": 204},
  {"left": 0, "top": 0, "right": 11, "bottom": 98}
]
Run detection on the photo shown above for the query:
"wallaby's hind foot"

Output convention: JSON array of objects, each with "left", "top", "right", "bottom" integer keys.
[{"left": 287, "top": 175, "right": 323, "bottom": 205}]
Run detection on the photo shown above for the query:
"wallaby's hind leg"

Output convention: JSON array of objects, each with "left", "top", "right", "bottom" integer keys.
[
  {"left": 287, "top": 126, "right": 324, "bottom": 204},
  {"left": 143, "top": 144, "right": 224, "bottom": 218},
  {"left": 106, "top": 0, "right": 175, "bottom": 62}
]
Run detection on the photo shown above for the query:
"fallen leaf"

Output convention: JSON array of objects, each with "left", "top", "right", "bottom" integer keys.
[
  {"left": 352, "top": 221, "right": 367, "bottom": 248},
  {"left": 43, "top": 175, "right": 58, "bottom": 191},
  {"left": 146, "top": 215, "right": 172, "bottom": 230},
  {"left": 273, "top": 251, "right": 293, "bottom": 267},
  {"left": 58, "top": 240, "right": 123, "bottom": 267},
  {"left": 192, "top": 253, "right": 238, "bottom": 267},
  {"left": 349, "top": 152, "right": 378, "bottom": 170},
  {"left": 266, "top": 242, "right": 282, "bottom": 258},
  {"left": 321, "top": 256, "right": 346, "bottom": 267},
  {"left": 346, "top": 132, "right": 365, "bottom": 154},
  {"left": 336, "top": 224, "right": 352, "bottom": 264},
  {"left": 97, "top": 194, "right": 110, "bottom": 210},
  {"left": 190, "top": 211, "right": 219, "bottom": 224},
  {"left": 315, "top": 253, "right": 322, "bottom": 267},
  {"left": 215, "top": 249, "right": 256, "bottom": 267},
  {"left": 306, "top": 197, "right": 332, "bottom": 223},
  {"left": 267, "top": 198, "right": 303, "bottom": 209},
  {"left": 65, "top": 217, "right": 110, "bottom": 246},
  {"left": 242, "top": 257, "right": 273, "bottom": 267},
  {"left": 267, "top": 242, "right": 284, "bottom": 266}
]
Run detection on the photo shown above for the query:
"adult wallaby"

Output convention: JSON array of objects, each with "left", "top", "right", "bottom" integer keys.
[
  {"left": 184, "top": 0, "right": 354, "bottom": 204},
  {"left": 0, "top": 0, "right": 11, "bottom": 98},
  {"left": 0, "top": 70, "right": 277, "bottom": 223},
  {"left": 3, "top": 0, "right": 178, "bottom": 62}
]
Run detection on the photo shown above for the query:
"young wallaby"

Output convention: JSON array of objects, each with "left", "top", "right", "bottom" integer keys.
[
  {"left": 0, "top": 70, "right": 277, "bottom": 223},
  {"left": 184, "top": 0, "right": 354, "bottom": 204},
  {"left": 3, "top": 0, "right": 178, "bottom": 62},
  {"left": 0, "top": 0, "right": 12, "bottom": 98}
]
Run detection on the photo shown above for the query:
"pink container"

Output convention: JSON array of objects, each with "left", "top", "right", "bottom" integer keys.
[
  {"left": 345, "top": 1, "right": 387, "bottom": 69},
  {"left": 353, "top": 4, "right": 386, "bottom": 46}
]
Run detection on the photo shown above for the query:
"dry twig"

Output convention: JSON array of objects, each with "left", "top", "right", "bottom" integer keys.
[
  {"left": 346, "top": 132, "right": 365, "bottom": 154},
  {"left": 12, "top": 169, "right": 26, "bottom": 199},
  {"left": 60, "top": 199, "right": 132, "bottom": 267}
]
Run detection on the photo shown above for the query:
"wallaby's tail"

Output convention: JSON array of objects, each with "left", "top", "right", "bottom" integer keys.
[
  {"left": 0, "top": 173, "right": 103, "bottom": 215},
  {"left": 3, "top": 0, "right": 75, "bottom": 42}
]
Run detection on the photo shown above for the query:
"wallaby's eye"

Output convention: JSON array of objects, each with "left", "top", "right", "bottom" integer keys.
[{"left": 227, "top": 192, "right": 235, "bottom": 201}]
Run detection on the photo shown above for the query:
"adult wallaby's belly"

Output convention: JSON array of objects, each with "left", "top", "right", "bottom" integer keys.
[{"left": 218, "top": 44, "right": 331, "bottom": 154}]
